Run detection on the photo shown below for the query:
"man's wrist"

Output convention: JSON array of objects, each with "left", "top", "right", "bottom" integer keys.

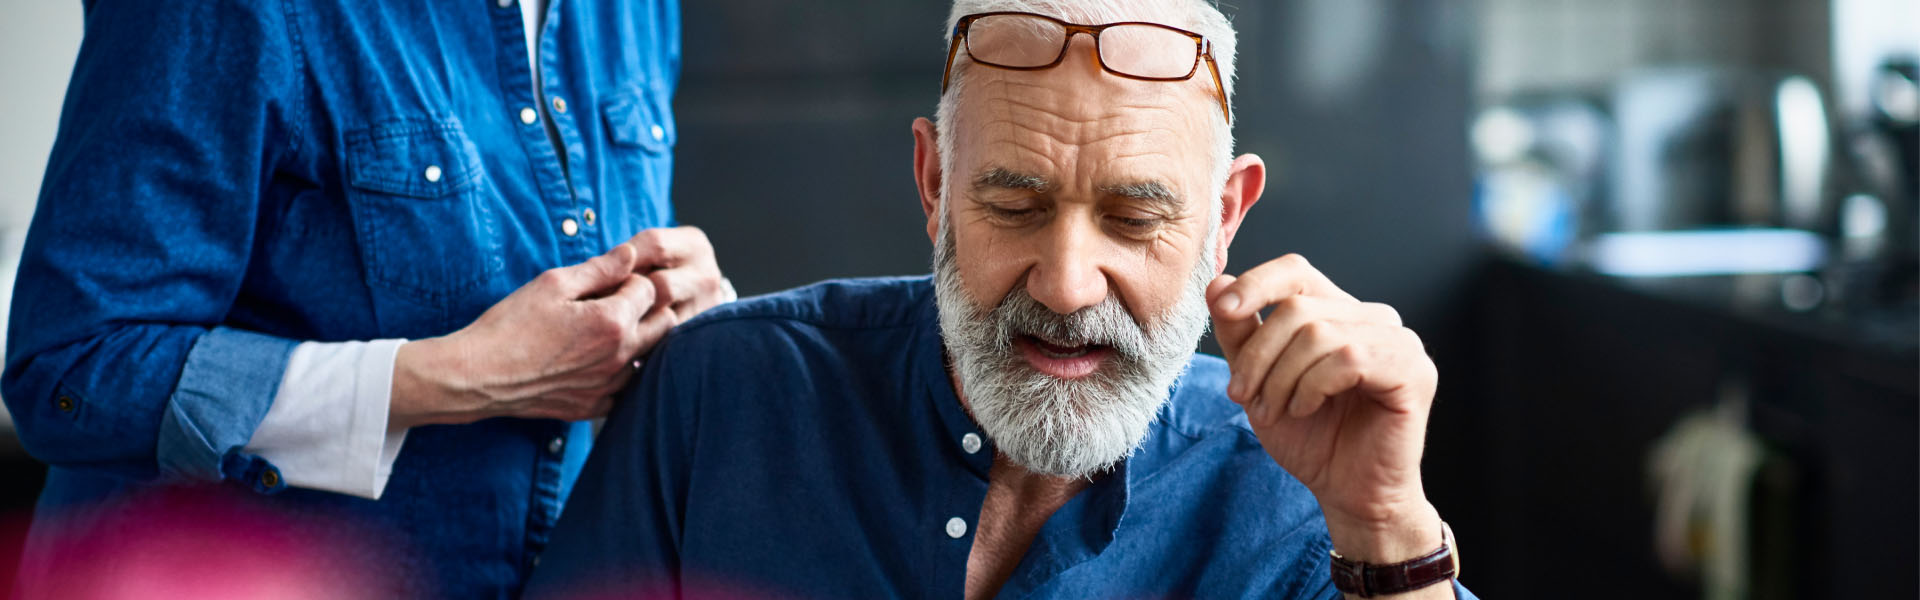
[
  {"left": 1324, "top": 500, "right": 1443, "bottom": 564},
  {"left": 390, "top": 337, "right": 484, "bottom": 430}
]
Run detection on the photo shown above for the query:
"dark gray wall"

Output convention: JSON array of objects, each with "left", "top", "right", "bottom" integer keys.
[{"left": 673, "top": 0, "right": 1478, "bottom": 333}]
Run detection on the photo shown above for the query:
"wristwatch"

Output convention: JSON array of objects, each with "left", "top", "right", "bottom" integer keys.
[{"left": 1328, "top": 520, "right": 1459, "bottom": 597}]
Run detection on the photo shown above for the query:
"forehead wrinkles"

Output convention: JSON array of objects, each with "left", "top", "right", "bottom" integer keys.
[{"left": 962, "top": 77, "right": 1194, "bottom": 181}]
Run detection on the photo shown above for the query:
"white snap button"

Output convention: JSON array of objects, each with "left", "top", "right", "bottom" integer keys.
[
  {"left": 561, "top": 218, "right": 579, "bottom": 236},
  {"left": 945, "top": 517, "right": 967, "bottom": 539},
  {"left": 497, "top": 0, "right": 512, "bottom": 7},
  {"left": 423, "top": 165, "right": 442, "bottom": 182},
  {"left": 520, "top": 107, "right": 538, "bottom": 125},
  {"left": 650, "top": 124, "right": 665, "bottom": 142},
  {"left": 552, "top": 96, "right": 568, "bottom": 114},
  {"left": 961, "top": 433, "right": 982, "bottom": 455},
  {"left": 547, "top": 436, "right": 565, "bottom": 456}
]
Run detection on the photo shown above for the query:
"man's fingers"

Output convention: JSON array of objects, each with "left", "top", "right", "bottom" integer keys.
[
  {"left": 626, "top": 226, "right": 713, "bottom": 270},
  {"left": 1247, "top": 320, "right": 1346, "bottom": 426},
  {"left": 1208, "top": 274, "right": 1258, "bottom": 364},
  {"left": 598, "top": 274, "right": 657, "bottom": 326},
  {"left": 627, "top": 302, "right": 678, "bottom": 355},
  {"left": 647, "top": 266, "right": 725, "bottom": 315},
  {"left": 1211, "top": 254, "right": 1356, "bottom": 322},
  {"left": 1263, "top": 323, "right": 1433, "bottom": 426},
  {"left": 1226, "top": 297, "right": 1403, "bottom": 404},
  {"left": 550, "top": 243, "right": 638, "bottom": 298}
]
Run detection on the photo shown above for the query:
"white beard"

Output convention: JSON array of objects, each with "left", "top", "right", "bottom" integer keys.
[{"left": 932, "top": 211, "right": 1216, "bottom": 479}]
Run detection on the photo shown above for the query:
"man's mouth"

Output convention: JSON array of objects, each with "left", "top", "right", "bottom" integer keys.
[{"left": 1015, "top": 335, "right": 1114, "bottom": 379}]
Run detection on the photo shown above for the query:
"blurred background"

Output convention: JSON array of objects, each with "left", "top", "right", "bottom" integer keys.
[{"left": 1, "top": 0, "right": 1914, "bottom": 597}]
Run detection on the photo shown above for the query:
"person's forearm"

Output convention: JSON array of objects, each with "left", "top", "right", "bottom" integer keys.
[
  {"left": 1326, "top": 500, "right": 1456, "bottom": 599},
  {"left": 389, "top": 337, "right": 493, "bottom": 431}
]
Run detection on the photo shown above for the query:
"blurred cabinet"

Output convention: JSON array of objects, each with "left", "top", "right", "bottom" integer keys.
[{"left": 1445, "top": 255, "right": 1916, "bottom": 599}]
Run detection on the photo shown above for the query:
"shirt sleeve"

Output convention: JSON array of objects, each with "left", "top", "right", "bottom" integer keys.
[
  {"left": 0, "top": 0, "right": 306, "bottom": 488},
  {"left": 524, "top": 332, "right": 701, "bottom": 599},
  {"left": 244, "top": 340, "right": 410, "bottom": 500}
]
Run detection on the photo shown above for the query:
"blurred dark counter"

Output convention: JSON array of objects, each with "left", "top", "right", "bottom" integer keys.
[{"left": 1435, "top": 253, "right": 1916, "bottom": 599}]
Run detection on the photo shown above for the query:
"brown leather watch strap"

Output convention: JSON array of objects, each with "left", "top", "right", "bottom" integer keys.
[{"left": 1328, "top": 522, "right": 1457, "bottom": 597}]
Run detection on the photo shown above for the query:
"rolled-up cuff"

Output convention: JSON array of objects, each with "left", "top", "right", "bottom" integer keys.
[{"left": 156, "top": 327, "right": 298, "bottom": 486}]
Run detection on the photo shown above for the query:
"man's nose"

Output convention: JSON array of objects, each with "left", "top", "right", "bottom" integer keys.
[{"left": 1024, "top": 218, "right": 1109, "bottom": 316}]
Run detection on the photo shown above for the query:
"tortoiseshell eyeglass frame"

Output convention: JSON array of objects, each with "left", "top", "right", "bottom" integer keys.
[{"left": 939, "top": 11, "right": 1231, "bottom": 123}]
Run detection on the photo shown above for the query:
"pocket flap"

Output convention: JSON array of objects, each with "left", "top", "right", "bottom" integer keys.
[
  {"left": 602, "top": 88, "right": 675, "bottom": 154},
  {"left": 345, "top": 119, "right": 480, "bottom": 198}
]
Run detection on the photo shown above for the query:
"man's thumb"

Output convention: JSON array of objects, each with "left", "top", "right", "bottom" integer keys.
[
  {"left": 558, "top": 243, "right": 638, "bottom": 297},
  {"left": 1207, "top": 274, "right": 1257, "bottom": 362}
]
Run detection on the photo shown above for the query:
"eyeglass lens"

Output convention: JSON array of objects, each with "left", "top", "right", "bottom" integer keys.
[{"left": 966, "top": 13, "right": 1198, "bottom": 79}]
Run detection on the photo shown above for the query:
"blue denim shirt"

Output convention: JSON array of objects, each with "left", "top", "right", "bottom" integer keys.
[
  {"left": 523, "top": 277, "right": 1478, "bottom": 599},
  {"left": 4, "top": 0, "right": 678, "bottom": 596}
]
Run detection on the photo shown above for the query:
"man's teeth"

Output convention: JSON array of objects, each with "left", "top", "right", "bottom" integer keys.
[{"left": 1031, "top": 338, "right": 1094, "bottom": 359}]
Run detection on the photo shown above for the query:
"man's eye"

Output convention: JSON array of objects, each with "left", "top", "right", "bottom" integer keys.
[
  {"left": 987, "top": 206, "right": 1038, "bottom": 220},
  {"left": 1108, "top": 215, "right": 1163, "bottom": 233}
]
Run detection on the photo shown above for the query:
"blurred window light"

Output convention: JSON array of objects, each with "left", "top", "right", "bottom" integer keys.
[
  {"left": 1471, "top": 107, "right": 1534, "bottom": 165},
  {"left": 1775, "top": 76, "right": 1831, "bottom": 228},
  {"left": 1588, "top": 229, "right": 1828, "bottom": 277}
]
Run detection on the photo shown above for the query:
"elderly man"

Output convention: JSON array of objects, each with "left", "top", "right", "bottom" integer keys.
[{"left": 526, "top": 1, "right": 1476, "bottom": 598}]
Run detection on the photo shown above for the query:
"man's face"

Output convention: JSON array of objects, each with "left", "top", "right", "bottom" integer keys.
[
  {"left": 927, "top": 34, "right": 1226, "bottom": 478},
  {"left": 944, "top": 36, "right": 1222, "bottom": 341}
]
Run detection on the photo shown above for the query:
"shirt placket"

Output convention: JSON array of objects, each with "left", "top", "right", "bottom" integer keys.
[
  {"left": 489, "top": 0, "right": 597, "bottom": 269},
  {"left": 486, "top": 0, "right": 588, "bottom": 576},
  {"left": 534, "top": 1, "right": 601, "bottom": 265}
]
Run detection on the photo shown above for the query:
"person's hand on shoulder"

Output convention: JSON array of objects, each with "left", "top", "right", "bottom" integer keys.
[
  {"left": 388, "top": 242, "right": 674, "bottom": 427},
  {"left": 624, "top": 226, "right": 734, "bottom": 323}
]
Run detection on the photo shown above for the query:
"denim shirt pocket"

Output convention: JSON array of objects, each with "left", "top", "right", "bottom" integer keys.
[
  {"left": 601, "top": 86, "right": 675, "bottom": 154},
  {"left": 600, "top": 85, "right": 677, "bottom": 231},
  {"left": 343, "top": 118, "right": 505, "bottom": 313}
]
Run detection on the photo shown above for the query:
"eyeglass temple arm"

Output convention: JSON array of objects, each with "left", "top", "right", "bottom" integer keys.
[
  {"left": 941, "top": 26, "right": 965, "bottom": 93},
  {"left": 1201, "top": 40, "right": 1229, "bottom": 122}
]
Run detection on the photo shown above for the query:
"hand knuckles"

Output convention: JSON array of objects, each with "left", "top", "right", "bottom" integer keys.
[
  {"left": 1270, "top": 293, "right": 1300, "bottom": 314},
  {"left": 534, "top": 268, "right": 569, "bottom": 289},
  {"left": 1278, "top": 253, "right": 1311, "bottom": 270},
  {"left": 1299, "top": 320, "right": 1336, "bottom": 342},
  {"left": 1365, "top": 302, "right": 1402, "bottom": 325},
  {"left": 1334, "top": 343, "right": 1367, "bottom": 365},
  {"left": 679, "top": 225, "right": 710, "bottom": 244},
  {"left": 634, "top": 231, "right": 668, "bottom": 257}
]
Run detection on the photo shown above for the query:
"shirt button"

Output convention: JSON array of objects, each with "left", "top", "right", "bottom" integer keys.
[
  {"left": 650, "top": 124, "right": 665, "bottom": 142},
  {"left": 561, "top": 218, "right": 579, "bottom": 237},
  {"left": 261, "top": 468, "right": 281, "bottom": 488},
  {"left": 496, "top": 0, "right": 512, "bottom": 7},
  {"left": 961, "top": 432, "right": 982, "bottom": 455},
  {"left": 520, "top": 107, "right": 539, "bottom": 125},
  {"left": 55, "top": 395, "right": 75, "bottom": 412},
  {"left": 551, "top": 96, "right": 568, "bottom": 114},
  {"left": 423, "top": 164, "right": 442, "bottom": 182},
  {"left": 945, "top": 517, "right": 968, "bottom": 539},
  {"left": 582, "top": 208, "right": 597, "bottom": 225},
  {"left": 547, "top": 436, "right": 565, "bottom": 456}
]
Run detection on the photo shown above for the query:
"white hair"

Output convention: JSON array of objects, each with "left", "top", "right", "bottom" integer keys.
[{"left": 933, "top": 0, "right": 1239, "bottom": 215}]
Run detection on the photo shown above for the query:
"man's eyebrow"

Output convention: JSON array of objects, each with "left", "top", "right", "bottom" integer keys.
[
  {"left": 1099, "top": 180, "right": 1184, "bottom": 212},
  {"left": 973, "top": 168, "right": 1049, "bottom": 194}
]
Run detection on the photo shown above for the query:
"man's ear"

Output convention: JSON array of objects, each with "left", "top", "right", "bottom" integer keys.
[
  {"left": 912, "top": 117, "right": 943, "bottom": 246},
  {"left": 1214, "top": 154, "right": 1266, "bottom": 275}
]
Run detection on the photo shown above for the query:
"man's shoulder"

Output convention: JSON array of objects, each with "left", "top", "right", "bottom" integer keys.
[{"left": 674, "top": 275, "right": 934, "bottom": 339}]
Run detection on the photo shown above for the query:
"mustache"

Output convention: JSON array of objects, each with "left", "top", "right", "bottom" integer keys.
[{"left": 986, "top": 282, "right": 1151, "bottom": 360}]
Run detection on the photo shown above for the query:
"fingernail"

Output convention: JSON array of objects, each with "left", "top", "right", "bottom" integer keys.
[
  {"left": 1218, "top": 293, "right": 1241, "bottom": 313},
  {"left": 1249, "top": 396, "right": 1266, "bottom": 421}
]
